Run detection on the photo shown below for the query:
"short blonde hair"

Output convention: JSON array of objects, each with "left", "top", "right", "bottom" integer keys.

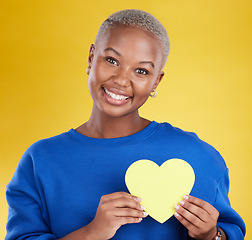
[{"left": 95, "top": 9, "right": 170, "bottom": 69}]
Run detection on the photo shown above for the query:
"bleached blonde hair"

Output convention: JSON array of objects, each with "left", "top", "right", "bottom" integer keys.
[{"left": 95, "top": 9, "right": 170, "bottom": 69}]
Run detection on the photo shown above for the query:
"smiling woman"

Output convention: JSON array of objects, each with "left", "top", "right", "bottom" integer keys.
[
  {"left": 5, "top": 9, "right": 245, "bottom": 240},
  {"left": 80, "top": 26, "right": 164, "bottom": 136}
]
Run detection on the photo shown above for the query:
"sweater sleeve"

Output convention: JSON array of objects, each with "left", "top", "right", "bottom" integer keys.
[
  {"left": 214, "top": 168, "right": 246, "bottom": 239},
  {"left": 5, "top": 149, "right": 57, "bottom": 240}
]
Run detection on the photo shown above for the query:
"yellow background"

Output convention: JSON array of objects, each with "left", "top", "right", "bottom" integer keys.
[{"left": 1, "top": 0, "right": 251, "bottom": 239}]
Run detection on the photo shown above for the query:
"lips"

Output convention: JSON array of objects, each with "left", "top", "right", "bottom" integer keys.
[{"left": 102, "top": 87, "right": 132, "bottom": 105}]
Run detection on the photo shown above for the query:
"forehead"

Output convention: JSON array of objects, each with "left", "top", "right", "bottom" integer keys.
[{"left": 95, "top": 26, "right": 163, "bottom": 65}]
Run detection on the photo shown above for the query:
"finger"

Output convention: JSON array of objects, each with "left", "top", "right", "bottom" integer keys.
[
  {"left": 179, "top": 199, "right": 209, "bottom": 222},
  {"left": 111, "top": 196, "right": 145, "bottom": 211},
  {"left": 113, "top": 208, "right": 148, "bottom": 218},
  {"left": 117, "top": 216, "right": 143, "bottom": 226},
  {"left": 184, "top": 195, "right": 219, "bottom": 216},
  {"left": 101, "top": 192, "right": 142, "bottom": 204},
  {"left": 174, "top": 204, "right": 203, "bottom": 228},
  {"left": 174, "top": 211, "right": 198, "bottom": 233}
]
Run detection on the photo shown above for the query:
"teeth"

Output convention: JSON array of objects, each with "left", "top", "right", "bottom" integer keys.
[{"left": 104, "top": 88, "right": 129, "bottom": 100}]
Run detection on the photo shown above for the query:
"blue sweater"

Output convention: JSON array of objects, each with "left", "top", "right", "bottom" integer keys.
[{"left": 6, "top": 122, "right": 246, "bottom": 239}]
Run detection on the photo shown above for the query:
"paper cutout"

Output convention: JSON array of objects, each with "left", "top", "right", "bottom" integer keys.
[{"left": 125, "top": 159, "right": 195, "bottom": 223}]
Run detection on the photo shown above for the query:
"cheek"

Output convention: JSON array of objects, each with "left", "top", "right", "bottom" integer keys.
[
  {"left": 88, "top": 65, "right": 110, "bottom": 92},
  {"left": 91, "top": 63, "right": 110, "bottom": 83},
  {"left": 132, "top": 79, "right": 155, "bottom": 97}
]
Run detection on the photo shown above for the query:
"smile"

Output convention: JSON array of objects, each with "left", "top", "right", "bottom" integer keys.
[{"left": 103, "top": 87, "right": 130, "bottom": 101}]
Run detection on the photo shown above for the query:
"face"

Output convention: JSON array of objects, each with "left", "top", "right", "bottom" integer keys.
[{"left": 88, "top": 26, "right": 164, "bottom": 118}]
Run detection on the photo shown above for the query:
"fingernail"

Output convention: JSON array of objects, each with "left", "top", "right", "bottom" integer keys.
[
  {"left": 179, "top": 200, "right": 185, "bottom": 206},
  {"left": 136, "top": 197, "right": 142, "bottom": 202},
  {"left": 138, "top": 218, "right": 142, "bottom": 221},
  {"left": 174, "top": 204, "right": 180, "bottom": 210},
  {"left": 143, "top": 211, "right": 148, "bottom": 216},
  {"left": 174, "top": 212, "right": 179, "bottom": 217},
  {"left": 141, "top": 205, "right": 145, "bottom": 210},
  {"left": 184, "top": 195, "right": 189, "bottom": 200}
]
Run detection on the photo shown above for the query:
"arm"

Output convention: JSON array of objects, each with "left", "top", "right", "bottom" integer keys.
[
  {"left": 213, "top": 168, "right": 246, "bottom": 239},
  {"left": 59, "top": 192, "right": 147, "bottom": 240},
  {"left": 6, "top": 152, "right": 147, "bottom": 239},
  {"left": 7, "top": 188, "right": 146, "bottom": 240},
  {"left": 5, "top": 151, "right": 57, "bottom": 240}
]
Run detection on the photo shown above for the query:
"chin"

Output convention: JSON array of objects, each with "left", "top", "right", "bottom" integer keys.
[{"left": 101, "top": 105, "right": 137, "bottom": 119}]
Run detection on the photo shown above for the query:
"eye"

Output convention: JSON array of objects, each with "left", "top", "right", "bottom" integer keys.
[
  {"left": 106, "top": 57, "right": 119, "bottom": 66},
  {"left": 135, "top": 68, "right": 149, "bottom": 75}
]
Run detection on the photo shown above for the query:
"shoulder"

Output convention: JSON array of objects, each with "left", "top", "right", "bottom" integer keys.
[
  {"left": 19, "top": 130, "right": 74, "bottom": 166},
  {"left": 29, "top": 130, "right": 73, "bottom": 152},
  {"left": 157, "top": 122, "right": 200, "bottom": 140},
  {"left": 155, "top": 122, "right": 227, "bottom": 170},
  {"left": 7, "top": 130, "right": 74, "bottom": 190}
]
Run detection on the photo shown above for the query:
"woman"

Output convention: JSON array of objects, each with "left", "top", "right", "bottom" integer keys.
[{"left": 6, "top": 9, "right": 245, "bottom": 240}]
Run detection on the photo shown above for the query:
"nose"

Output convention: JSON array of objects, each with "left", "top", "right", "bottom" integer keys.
[{"left": 112, "top": 68, "right": 131, "bottom": 87}]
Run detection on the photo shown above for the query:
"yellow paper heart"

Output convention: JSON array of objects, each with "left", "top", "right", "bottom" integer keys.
[{"left": 125, "top": 159, "right": 195, "bottom": 223}]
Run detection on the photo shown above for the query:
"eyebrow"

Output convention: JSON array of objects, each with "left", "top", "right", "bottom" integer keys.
[
  {"left": 104, "top": 47, "right": 155, "bottom": 69},
  {"left": 139, "top": 61, "right": 155, "bottom": 69},
  {"left": 104, "top": 47, "right": 121, "bottom": 56}
]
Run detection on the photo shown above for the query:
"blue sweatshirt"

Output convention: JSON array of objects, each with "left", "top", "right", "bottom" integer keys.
[{"left": 5, "top": 121, "right": 246, "bottom": 239}]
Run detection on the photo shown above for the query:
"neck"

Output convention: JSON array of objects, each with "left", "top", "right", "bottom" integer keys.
[{"left": 76, "top": 107, "right": 151, "bottom": 139}]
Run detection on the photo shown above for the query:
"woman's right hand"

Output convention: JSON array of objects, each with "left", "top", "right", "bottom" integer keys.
[{"left": 86, "top": 192, "right": 148, "bottom": 240}]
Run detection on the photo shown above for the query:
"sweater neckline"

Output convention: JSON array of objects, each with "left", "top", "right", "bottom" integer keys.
[{"left": 67, "top": 121, "right": 159, "bottom": 146}]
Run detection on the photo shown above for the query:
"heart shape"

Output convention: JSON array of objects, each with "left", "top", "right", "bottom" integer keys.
[{"left": 125, "top": 159, "right": 195, "bottom": 223}]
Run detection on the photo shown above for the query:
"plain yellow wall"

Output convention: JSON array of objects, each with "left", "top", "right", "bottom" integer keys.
[{"left": 1, "top": 0, "right": 251, "bottom": 239}]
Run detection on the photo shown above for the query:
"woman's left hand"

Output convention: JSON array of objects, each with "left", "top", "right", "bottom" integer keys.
[{"left": 174, "top": 195, "right": 220, "bottom": 240}]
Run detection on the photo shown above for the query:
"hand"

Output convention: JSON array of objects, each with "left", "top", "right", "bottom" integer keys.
[
  {"left": 86, "top": 192, "right": 148, "bottom": 240},
  {"left": 174, "top": 195, "right": 219, "bottom": 240}
]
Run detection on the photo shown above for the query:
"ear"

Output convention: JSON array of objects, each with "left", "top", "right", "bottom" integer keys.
[
  {"left": 88, "top": 44, "right": 95, "bottom": 66},
  {"left": 153, "top": 71, "right": 165, "bottom": 89}
]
